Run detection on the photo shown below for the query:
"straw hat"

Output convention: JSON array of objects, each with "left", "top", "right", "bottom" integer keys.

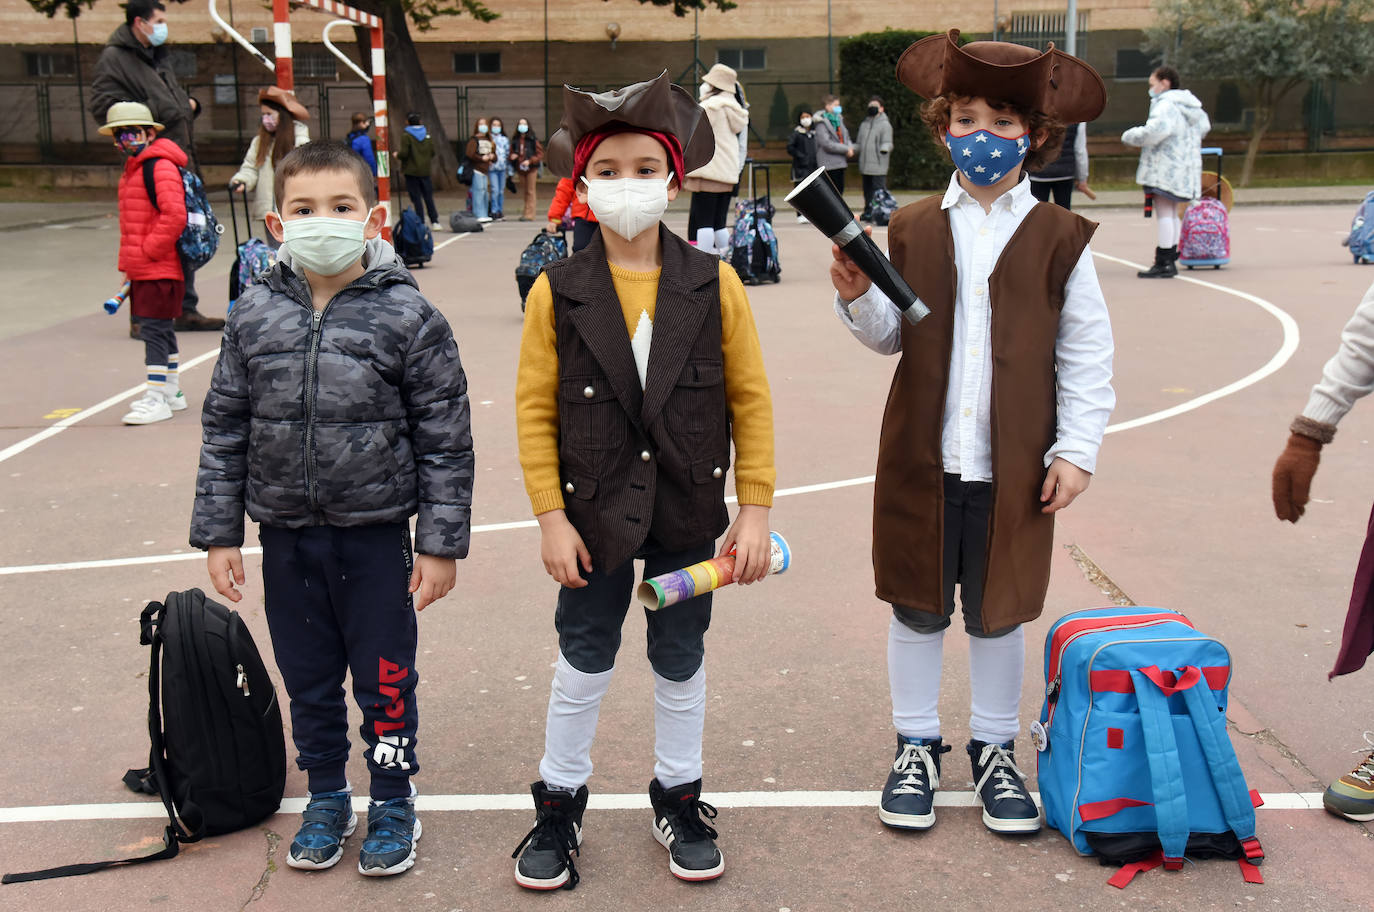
[
  {"left": 98, "top": 101, "right": 163, "bottom": 135},
  {"left": 258, "top": 86, "right": 311, "bottom": 122},
  {"left": 895, "top": 29, "right": 1106, "bottom": 123}
]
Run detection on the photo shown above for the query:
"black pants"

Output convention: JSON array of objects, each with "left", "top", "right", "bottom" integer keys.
[
  {"left": 687, "top": 190, "right": 732, "bottom": 238},
  {"left": 893, "top": 474, "right": 1018, "bottom": 639},
  {"left": 138, "top": 317, "right": 177, "bottom": 367},
  {"left": 405, "top": 174, "right": 439, "bottom": 224},
  {"left": 555, "top": 539, "right": 714, "bottom": 681},
  {"left": 178, "top": 251, "right": 199, "bottom": 317},
  {"left": 1029, "top": 178, "right": 1074, "bottom": 210},
  {"left": 826, "top": 167, "right": 848, "bottom": 196},
  {"left": 260, "top": 522, "right": 420, "bottom": 800},
  {"left": 861, "top": 174, "right": 887, "bottom": 215}
]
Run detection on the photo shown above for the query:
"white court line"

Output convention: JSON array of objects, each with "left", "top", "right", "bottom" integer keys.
[
  {"left": 0, "top": 790, "right": 1325, "bottom": 823},
  {"left": 0, "top": 348, "right": 222, "bottom": 466},
  {"left": 434, "top": 232, "right": 470, "bottom": 250}
]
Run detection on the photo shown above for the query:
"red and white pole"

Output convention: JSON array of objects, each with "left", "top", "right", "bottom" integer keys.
[
  {"left": 272, "top": 0, "right": 293, "bottom": 90},
  {"left": 370, "top": 25, "right": 391, "bottom": 241}
]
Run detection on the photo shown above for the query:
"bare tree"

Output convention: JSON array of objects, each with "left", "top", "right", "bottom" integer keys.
[{"left": 1145, "top": 0, "right": 1374, "bottom": 186}]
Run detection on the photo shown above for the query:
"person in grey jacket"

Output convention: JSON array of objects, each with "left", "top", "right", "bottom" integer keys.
[
  {"left": 856, "top": 96, "right": 893, "bottom": 221},
  {"left": 190, "top": 142, "right": 473, "bottom": 877},
  {"left": 90, "top": 0, "right": 222, "bottom": 335},
  {"left": 814, "top": 94, "right": 855, "bottom": 196}
]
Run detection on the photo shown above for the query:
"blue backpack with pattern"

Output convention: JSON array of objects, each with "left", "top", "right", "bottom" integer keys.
[
  {"left": 1343, "top": 190, "right": 1374, "bottom": 264},
  {"left": 142, "top": 159, "right": 222, "bottom": 269}
]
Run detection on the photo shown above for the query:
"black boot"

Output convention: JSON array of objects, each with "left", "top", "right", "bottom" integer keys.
[
  {"left": 512, "top": 781, "right": 588, "bottom": 890},
  {"left": 1163, "top": 245, "right": 1179, "bottom": 277},
  {"left": 1137, "top": 246, "right": 1174, "bottom": 278}
]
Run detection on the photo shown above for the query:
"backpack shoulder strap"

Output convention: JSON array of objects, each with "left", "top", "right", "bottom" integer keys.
[{"left": 142, "top": 158, "right": 159, "bottom": 211}]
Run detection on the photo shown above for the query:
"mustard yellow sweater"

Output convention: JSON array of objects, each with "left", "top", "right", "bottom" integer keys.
[{"left": 516, "top": 259, "right": 775, "bottom": 516}]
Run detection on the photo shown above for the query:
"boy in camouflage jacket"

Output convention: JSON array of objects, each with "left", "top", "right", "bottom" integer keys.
[{"left": 189, "top": 141, "right": 474, "bottom": 878}]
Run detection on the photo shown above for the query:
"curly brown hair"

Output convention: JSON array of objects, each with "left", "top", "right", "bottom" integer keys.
[{"left": 919, "top": 94, "right": 1066, "bottom": 173}]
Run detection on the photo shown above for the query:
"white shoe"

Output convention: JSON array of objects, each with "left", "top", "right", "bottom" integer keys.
[
  {"left": 796, "top": 213, "right": 808, "bottom": 224},
  {"left": 165, "top": 389, "right": 188, "bottom": 411},
  {"left": 122, "top": 391, "right": 173, "bottom": 425},
  {"left": 431, "top": 222, "right": 442, "bottom": 232},
  {"left": 477, "top": 216, "right": 493, "bottom": 223}
]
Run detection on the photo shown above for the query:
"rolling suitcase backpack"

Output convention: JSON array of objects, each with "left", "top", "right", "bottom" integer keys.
[
  {"left": 728, "top": 161, "right": 781, "bottom": 286},
  {"left": 394, "top": 207, "right": 434, "bottom": 268},
  {"left": 1035, "top": 607, "right": 1265, "bottom": 889},
  {"left": 226, "top": 186, "right": 276, "bottom": 312},
  {"left": 1178, "top": 147, "right": 1231, "bottom": 269},
  {"left": 515, "top": 229, "right": 568, "bottom": 311}
]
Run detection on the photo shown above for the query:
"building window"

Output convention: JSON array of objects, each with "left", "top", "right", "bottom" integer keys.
[
  {"left": 295, "top": 52, "right": 338, "bottom": 79},
  {"left": 250, "top": 26, "right": 269, "bottom": 43},
  {"left": 25, "top": 52, "right": 75, "bottom": 78},
  {"left": 453, "top": 52, "right": 501, "bottom": 74},
  {"left": 717, "top": 47, "right": 766, "bottom": 71},
  {"left": 1006, "top": 11, "right": 1088, "bottom": 54},
  {"left": 1115, "top": 48, "right": 1155, "bottom": 80}
]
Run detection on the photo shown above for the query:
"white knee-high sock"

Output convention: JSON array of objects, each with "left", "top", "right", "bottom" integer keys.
[
  {"left": 1156, "top": 206, "right": 1179, "bottom": 248},
  {"left": 887, "top": 617, "right": 944, "bottom": 740},
  {"left": 714, "top": 227, "right": 730, "bottom": 254},
  {"left": 695, "top": 226, "right": 716, "bottom": 254},
  {"left": 539, "top": 653, "right": 614, "bottom": 792},
  {"left": 653, "top": 664, "right": 706, "bottom": 788},
  {"left": 968, "top": 625, "right": 1025, "bottom": 744}
]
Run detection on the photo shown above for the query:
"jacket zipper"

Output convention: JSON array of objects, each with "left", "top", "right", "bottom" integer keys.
[{"left": 304, "top": 308, "right": 325, "bottom": 512}]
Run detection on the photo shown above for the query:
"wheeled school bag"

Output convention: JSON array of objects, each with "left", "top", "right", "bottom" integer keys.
[
  {"left": 729, "top": 162, "right": 781, "bottom": 286},
  {"left": 142, "top": 158, "right": 222, "bottom": 269},
  {"left": 1342, "top": 190, "right": 1374, "bottom": 264},
  {"left": 1178, "top": 146, "right": 1231, "bottom": 269},
  {"left": 869, "top": 187, "right": 899, "bottom": 226},
  {"left": 393, "top": 207, "right": 434, "bottom": 268},
  {"left": 3, "top": 589, "right": 286, "bottom": 884},
  {"left": 226, "top": 184, "right": 276, "bottom": 312},
  {"left": 516, "top": 229, "right": 568, "bottom": 311},
  {"left": 1035, "top": 606, "right": 1265, "bottom": 889}
]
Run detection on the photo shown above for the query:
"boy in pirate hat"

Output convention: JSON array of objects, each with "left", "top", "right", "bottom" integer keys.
[
  {"left": 827, "top": 30, "right": 1115, "bottom": 835},
  {"left": 511, "top": 71, "right": 776, "bottom": 890}
]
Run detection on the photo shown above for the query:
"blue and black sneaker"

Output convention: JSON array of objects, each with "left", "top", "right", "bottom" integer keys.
[
  {"left": 968, "top": 739, "right": 1041, "bottom": 834},
  {"left": 879, "top": 735, "right": 949, "bottom": 830},
  {"left": 357, "top": 796, "right": 422, "bottom": 876},
  {"left": 287, "top": 790, "right": 357, "bottom": 870}
]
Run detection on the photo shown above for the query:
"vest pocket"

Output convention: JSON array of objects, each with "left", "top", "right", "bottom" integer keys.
[
  {"left": 670, "top": 359, "right": 725, "bottom": 436},
  {"left": 560, "top": 376, "right": 625, "bottom": 451}
]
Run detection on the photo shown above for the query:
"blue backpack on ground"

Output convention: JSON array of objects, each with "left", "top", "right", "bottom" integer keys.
[
  {"left": 1342, "top": 190, "right": 1374, "bottom": 264},
  {"left": 142, "top": 158, "right": 222, "bottom": 269},
  {"left": 1036, "top": 607, "right": 1265, "bottom": 889},
  {"left": 516, "top": 229, "right": 567, "bottom": 311},
  {"left": 393, "top": 208, "right": 433, "bottom": 268}
]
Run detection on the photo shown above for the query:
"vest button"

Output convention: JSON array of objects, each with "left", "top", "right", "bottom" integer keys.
[
  {"left": 640, "top": 450, "right": 652, "bottom": 462},
  {"left": 712, "top": 466, "right": 723, "bottom": 478},
  {"left": 583, "top": 385, "right": 595, "bottom": 399},
  {"left": 564, "top": 481, "right": 575, "bottom": 494}
]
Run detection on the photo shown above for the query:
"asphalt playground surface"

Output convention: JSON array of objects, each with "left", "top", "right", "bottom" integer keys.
[{"left": 1, "top": 186, "right": 1372, "bottom": 911}]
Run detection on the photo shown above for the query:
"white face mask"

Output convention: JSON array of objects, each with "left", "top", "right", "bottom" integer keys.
[
  {"left": 800, "top": 117, "right": 812, "bottom": 127},
  {"left": 280, "top": 214, "right": 370, "bottom": 276},
  {"left": 581, "top": 173, "right": 673, "bottom": 241}
]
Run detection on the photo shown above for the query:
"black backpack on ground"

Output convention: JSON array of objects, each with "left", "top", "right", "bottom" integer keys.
[
  {"left": 870, "top": 187, "right": 899, "bottom": 227},
  {"left": 450, "top": 210, "right": 484, "bottom": 234},
  {"left": 3, "top": 589, "right": 286, "bottom": 884}
]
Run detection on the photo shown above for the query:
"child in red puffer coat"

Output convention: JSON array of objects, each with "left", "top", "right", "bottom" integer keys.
[{"left": 101, "top": 101, "right": 188, "bottom": 425}]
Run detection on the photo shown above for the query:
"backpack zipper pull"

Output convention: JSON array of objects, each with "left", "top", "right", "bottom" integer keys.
[{"left": 236, "top": 663, "right": 251, "bottom": 696}]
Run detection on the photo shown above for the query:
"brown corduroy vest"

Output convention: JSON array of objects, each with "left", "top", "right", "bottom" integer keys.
[
  {"left": 874, "top": 195, "right": 1097, "bottom": 632},
  {"left": 544, "top": 225, "right": 732, "bottom": 572}
]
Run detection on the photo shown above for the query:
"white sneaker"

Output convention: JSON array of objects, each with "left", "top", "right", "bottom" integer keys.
[
  {"left": 165, "top": 389, "right": 188, "bottom": 411},
  {"left": 796, "top": 213, "right": 808, "bottom": 223},
  {"left": 477, "top": 216, "right": 493, "bottom": 224},
  {"left": 122, "top": 391, "right": 173, "bottom": 425},
  {"left": 431, "top": 222, "right": 443, "bottom": 232}
]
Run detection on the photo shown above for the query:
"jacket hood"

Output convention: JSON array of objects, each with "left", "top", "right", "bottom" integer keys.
[
  {"left": 127, "top": 135, "right": 188, "bottom": 171},
  {"left": 1160, "top": 89, "right": 1206, "bottom": 118},
  {"left": 108, "top": 23, "right": 156, "bottom": 61},
  {"left": 274, "top": 235, "right": 417, "bottom": 293},
  {"left": 404, "top": 124, "right": 429, "bottom": 142}
]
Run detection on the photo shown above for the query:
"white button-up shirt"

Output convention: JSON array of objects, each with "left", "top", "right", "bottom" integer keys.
[{"left": 835, "top": 172, "right": 1115, "bottom": 481}]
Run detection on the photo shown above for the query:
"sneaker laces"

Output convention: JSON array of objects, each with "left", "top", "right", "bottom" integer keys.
[
  {"left": 511, "top": 805, "right": 581, "bottom": 889},
  {"left": 1346, "top": 731, "right": 1374, "bottom": 785},
  {"left": 890, "top": 742, "right": 941, "bottom": 796},
  {"left": 664, "top": 793, "right": 719, "bottom": 844},
  {"left": 974, "top": 743, "right": 1030, "bottom": 803}
]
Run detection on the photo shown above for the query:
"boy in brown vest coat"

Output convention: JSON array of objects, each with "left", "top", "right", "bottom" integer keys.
[
  {"left": 511, "top": 73, "right": 776, "bottom": 890},
  {"left": 829, "top": 31, "right": 1115, "bottom": 835}
]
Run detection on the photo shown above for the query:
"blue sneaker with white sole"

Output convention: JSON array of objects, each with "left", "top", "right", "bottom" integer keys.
[
  {"left": 287, "top": 790, "right": 357, "bottom": 870},
  {"left": 358, "top": 797, "right": 421, "bottom": 876}
]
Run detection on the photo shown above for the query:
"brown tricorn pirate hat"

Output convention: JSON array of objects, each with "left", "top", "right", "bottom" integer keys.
[
  {"left": 259, "top": 85, "right": 311, "bottom": 122},
  {"left": 895, "top": 29, "right": 1106, "bottom": 123},
  {"left": 544, "top": 71, "right": 715, "bottom": 179}
]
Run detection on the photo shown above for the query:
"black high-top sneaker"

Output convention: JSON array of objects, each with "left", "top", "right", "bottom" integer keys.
[
  {"left": 879, "top": 735, "right": 950, "bottom": 830},
  {"left": 967, "top": 739, "right": 1041, "bottom": 834},
  {"left": 649, "top": 778, "right": 724, "bottom": 882},
  {"left": 512, "top": 781, "right": 589, "bottom": 890}
]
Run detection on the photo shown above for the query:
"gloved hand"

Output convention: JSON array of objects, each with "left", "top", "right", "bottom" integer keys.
[{"left": 1272, "top": 433, "right": 1323, "bottom": 522}]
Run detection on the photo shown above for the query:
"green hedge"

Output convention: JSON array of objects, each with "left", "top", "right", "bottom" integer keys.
[{"left": 838, "top": 29, "right": 951, "bottom": 190}]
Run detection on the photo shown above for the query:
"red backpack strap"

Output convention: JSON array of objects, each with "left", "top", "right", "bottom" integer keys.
[{"left": 1107, "top": 851, "right": 1164, "bottom": 889}]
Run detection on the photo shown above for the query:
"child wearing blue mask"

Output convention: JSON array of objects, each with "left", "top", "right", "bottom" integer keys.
[
  {"left": 828, "top": 30, "right": 1115, "bottom": 838},
  {"left": 488, "top": 116, "right": 510, "bottom": 221},
  {"left": 191, "top": 140, "right": 474, "bottom": 879}
]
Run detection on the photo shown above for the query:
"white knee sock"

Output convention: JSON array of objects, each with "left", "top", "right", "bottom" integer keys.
[
  {"left": 538, "top": 653, "right": 614, "bottom": 791},
  {"left": 1156, "top": 206, "right": 1179, "bottom": 249},
  {"left": 714, "top": 227, "right": 731, "bottom": 254},
  {"left": 653, "top": 664, "right": 707, "bottom": 788},
  {"left": 887, "top": 617, "right": 944, "bottom": 740},
  {"left": 968, "top": 625, "right": 1025, "bottom": 744},
  {"left": 695, "top": 226, "right": 715, "bottom": 254}
]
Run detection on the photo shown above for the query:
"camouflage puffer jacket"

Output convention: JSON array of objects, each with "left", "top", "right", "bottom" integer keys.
[{"left": 190, "top": 237, "right": 474, "bottom": 558}]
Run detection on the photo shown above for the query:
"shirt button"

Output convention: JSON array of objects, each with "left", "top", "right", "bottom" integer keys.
[
  {"left": 979, "top": 227, "right": 989, "bottom": 236},
  {"left": 564, "top": 481, "right": 575, "bottom": 494},
  {"left": 970, "top": 348, "right": 980, "bottom": 357},
  {"left": 640, "top": 450, "right": 652, "bottom": 462},
  {"left": 963, "top": 407, "right": 972, "bottom": 418},
  {"left": 583, "top": 385, "right": 595, "bottom": 399},
  {"left": 712, "top": 466, "right": 723, "bottom": 479},
  {"left": 974, "top": 286, "right": 985, "bottom": 297}
]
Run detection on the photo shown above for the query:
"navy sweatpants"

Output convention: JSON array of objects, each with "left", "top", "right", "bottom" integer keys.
[{"left": 259, "top": 522, "right": 419, "bottom": 800}]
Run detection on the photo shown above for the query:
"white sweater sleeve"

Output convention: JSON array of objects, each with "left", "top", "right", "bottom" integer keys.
[{"left": 1303, "top": 280, "right": 1374, "bottom": 427}]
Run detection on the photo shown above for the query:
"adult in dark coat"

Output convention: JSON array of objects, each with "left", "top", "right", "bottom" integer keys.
[{"left": 90, "top": 0, "right": 223, "bottom": 333}]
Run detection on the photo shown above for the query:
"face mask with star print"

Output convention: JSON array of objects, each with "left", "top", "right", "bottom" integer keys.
[{"left": 945, "top": 129, "right": 1028, "bottom": 186}]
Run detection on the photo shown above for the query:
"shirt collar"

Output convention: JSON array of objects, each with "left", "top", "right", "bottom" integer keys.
[{"left": 941, "top": 170, "right": 1036, "bottom": 215}]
